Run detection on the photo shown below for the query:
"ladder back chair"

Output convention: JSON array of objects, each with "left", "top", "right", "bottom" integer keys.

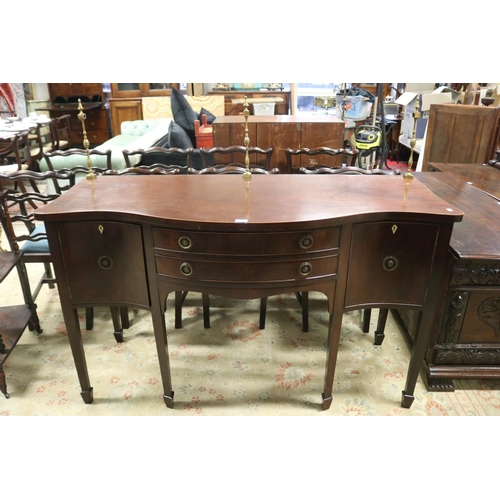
[
  {"left": 122, "top": 147, "right": 193, "bottom": 172},
  {"left": 199, "top": 145, "right": 273, "bottom": 171},
  {"left": 295, "top": 165, "right": 401, "bottom": 341},
  {"left": 0, "top": 170, "right": 127, "bottom": 342},
  {"left": 50, "top": 114, "right": 71, "bottom": 151},
  {"left": 286, "top": 147, "right": 359, "bottom": 174},
  {"left": 0, "top": 189, "right": 43, "bottom": 398},
  {"left": 43, "top": 148, "right": 113, "bottom": 194},
  {"left": 103, "top": 166, "right": 181, "bottom": 176},
  {"left": 184, "top": 163, "right": 278, "bottom": 330}
]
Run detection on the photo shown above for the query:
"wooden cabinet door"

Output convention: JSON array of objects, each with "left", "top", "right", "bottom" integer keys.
[
  {"left": 109, "top": 99, "right": 143, "bottom": 136},
  {"left": 57, "top": 221, "right": 150, "bottom": 307},
  {"left": 345, "top": 221, "right": 439, "bottom": 308}
]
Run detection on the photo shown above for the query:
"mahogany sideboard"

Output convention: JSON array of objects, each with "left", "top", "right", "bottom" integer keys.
[
  {"left": 212, "top": 115, "right": 345, "bottom": 173},
  {"left": 34, "top": 175, "right": 462, "bottom": 410},
  {"left": 391, "top": 171, "right": 500, "bottom": 391}
]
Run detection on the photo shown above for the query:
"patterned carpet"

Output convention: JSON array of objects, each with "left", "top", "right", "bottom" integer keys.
[{"left": 2, "top": 261, "right": 500, "bottom": 417}]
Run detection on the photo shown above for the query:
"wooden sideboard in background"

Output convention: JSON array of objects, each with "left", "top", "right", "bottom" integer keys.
[{"left": 212, "top": 115, "right": 345, "bottom": 173}]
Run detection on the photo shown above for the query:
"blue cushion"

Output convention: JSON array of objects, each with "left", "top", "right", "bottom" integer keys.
[
  {"left": 199, "top": 107, "right": 216, "bottom": 124},
  {"left": 21, "top": 224, "right": 49, "bottom": 253},
  {"left": 167, "top": 121, "right": 193, "bottom": 149}
]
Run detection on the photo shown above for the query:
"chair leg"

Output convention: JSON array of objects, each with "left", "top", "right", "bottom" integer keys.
[
  {"left": 259, "top": 297, "right": 268, "bottom": 329},
  {"left": 120, "top": 307, "right": 130, "bottom": 329},
  {"left": 202, "top": 293, "right": 210, "bottom": 329},
  {"left": 0, "top": 367, "right": 9, "bottom": 399},
  {"left": 44, "top": 262, "right": 55, "bottom": 289},
  {"left": 16, "top": 261, "right": 42, "bottom": 334},
  {"left": 374, "top": 308, "right": 388, "bottom": 346},
  {"left": 174, "top": 291, "right": 188, "bottom": 329},
  {"left": 362, "top": 309, "right": 371, "bottom": 333},
  {"left": 110, "top": 306, "right": 123, "bottom": 343},
  {"left": 85, "top": 307, "right": 94, "bottom": 330},
  {"left": 301, "top": 291, "right": 309, "bottom": 332},
  {"left": 294, "top": 292, "right": 309, "bottom": 332}
]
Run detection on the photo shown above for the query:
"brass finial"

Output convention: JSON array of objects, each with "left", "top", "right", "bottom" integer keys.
[
  {"left": 77, "top": 99, "right": 96, "bottom": 181},
  {"left": 242, "top": 96, "right": 252, "bottom": 180}
]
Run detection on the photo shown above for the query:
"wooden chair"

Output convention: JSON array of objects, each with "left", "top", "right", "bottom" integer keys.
[
  {"left": 299, "top": 166, "right": 401, "bottom": 175},
  {"left": 188, "top": 165, "right": 279, "bottom": 175},
  {"left": 122, "top": 147, "right": 193, "bottom": 171},
  {"left": 0, "top": 170, "right": 127, "bottom": 342},
  {"left": 0, "top": 188, "right": 43, "bottom": 398},
  {"left": 185, "top": 162, "right": 278, "bottom": 330},
  {"left": 295, "top": 165, "right": 400, "bottom": 342},
  {"left": 101, "top": 164, "right": 185, "bottom": 331},
  {"left": 28, "top": 122, "right": 55, "bottom": 168},
  {"left": 103, "top": 166, "right": 181, "bottom": 175},
  {"left": 0, "top": 134, "right": 20, "bottom": 175},
  {"left": 43, "top": 148, "right": 112, "bottom": 194},
  {"left": 285, "top": 147, "right": 359, "bottom": 174},
  {"left": 50, "top": 114, "right": 71, "bottom": 151},
  {"left": 421, "top": 103, "right": 500, "bottom": 171},
  {"left": 200, "top": 145, "right": 273, "bottom": 171}
]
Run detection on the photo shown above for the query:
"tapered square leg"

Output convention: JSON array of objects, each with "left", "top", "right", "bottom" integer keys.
[
  {"left": 80, "top": 387, "right": 94, "bottom": 404},
  {"left": 401, "top": 391, "right": 415, "bottom": 408},
  {"left": 163, "top": 391, "right": 175, "bottom": 409},
  {"left": 322, "top": 393, "right": 333, "bottom": 410}
]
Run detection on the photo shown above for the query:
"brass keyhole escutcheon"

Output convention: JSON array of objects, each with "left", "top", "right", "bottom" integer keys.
[
  {"left": 98, "top": 255, "right": 113, "bottom": 270},
  {"left": 98, "top": 225, "right": 104, "bottom": 234},
  {"left": 382, "top": 255, "right": 398, "bottom": 272},
  {"left": 299, "top": 234, "right": 314, "bottom": 249},
  {"left": 299, "top": 262, "right": 313, "bottom": 276},
  {"left": 178, "top": 236, "right": 193, "bottom": 250},
  {"left": 180, "top": 262, "right": 193, "bottom": 276},
  {"left": 392, "top": 224, "right": 398, "bottom": 234}
]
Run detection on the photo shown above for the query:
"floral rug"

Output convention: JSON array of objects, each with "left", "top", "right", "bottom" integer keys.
[{"left": 2, "top": 261, "right": 500, "bottom": 417}]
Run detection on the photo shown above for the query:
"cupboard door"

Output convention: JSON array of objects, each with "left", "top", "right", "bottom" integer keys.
[
  {"left": 58, "top": 221, "right": 150, "bottom": 307},
  {"left": 108, "top": 99, "right": 143, "bottom": 136},
  {"left": 345, "top": 221, "right": 439, "bottom": 308}
]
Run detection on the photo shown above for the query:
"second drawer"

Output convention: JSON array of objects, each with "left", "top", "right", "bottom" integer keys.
[{"left": 156, "top": 254, "right": 338, "bottom": 282}]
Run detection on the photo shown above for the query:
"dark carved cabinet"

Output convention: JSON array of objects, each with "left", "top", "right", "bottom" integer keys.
[{"left": 403, "top": 173, "right": 500, "bottom": 391}]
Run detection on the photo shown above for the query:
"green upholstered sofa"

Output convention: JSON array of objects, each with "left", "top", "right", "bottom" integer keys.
[{"left": 39, "top": 118, "right": 172, "bottom": 173}]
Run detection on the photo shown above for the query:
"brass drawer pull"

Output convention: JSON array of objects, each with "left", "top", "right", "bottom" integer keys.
[
  {"left": 98, "top": 255, "right": 114, "bottom": 270},
  {"left": 299, "top": 262, "right": 312, "bottom": 276},
  {"left": 178, "top": 236, "right": 193, "bottom": 250},
  {"left": 382, "top": 255, "right": 398, "bottom": 272},
  {"left": 299, "top": 234, "right": 314, "bottom": 249},
  {"left": 180, "top": 262, "right": 193, "bottom": 276}
]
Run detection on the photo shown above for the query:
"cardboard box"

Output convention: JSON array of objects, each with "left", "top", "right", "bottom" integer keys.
[{"left": 396, "top": 88, "right": 452, "bottom": 139}]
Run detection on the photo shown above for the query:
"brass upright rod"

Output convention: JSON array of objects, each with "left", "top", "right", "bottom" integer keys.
[
  {"left": 242, "top": 96, "right": 252, "bottom": 180},
  {"left": 77, "top": 99, "right": 96, "bottom": 181}
]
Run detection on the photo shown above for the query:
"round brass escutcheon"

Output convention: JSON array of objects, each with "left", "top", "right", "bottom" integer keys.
[
  {"left": 178, "top": 236, "right": 193, "bottom": 250},
  {"left": 299, "top": 234, "right": 314, "bottom": 249},
  {"left": 98, "top": 255, "right": 114, "bottom": 270},
  {"left": 180, "top": 262, "right": 193, "bottom": 276},
  {"left": 299, "top": 262, "right": 313, "bottom": 276},
  {"left": 382, "top": 255, "right": 399, "bottom": 272}
]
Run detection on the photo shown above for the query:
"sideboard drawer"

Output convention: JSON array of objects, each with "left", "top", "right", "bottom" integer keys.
[
  {"left": 156, "top": 254, "right": 338, "bottom": 283},
  {"left": 153, "top": 228, "right": 340, "bottom": 256}
]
